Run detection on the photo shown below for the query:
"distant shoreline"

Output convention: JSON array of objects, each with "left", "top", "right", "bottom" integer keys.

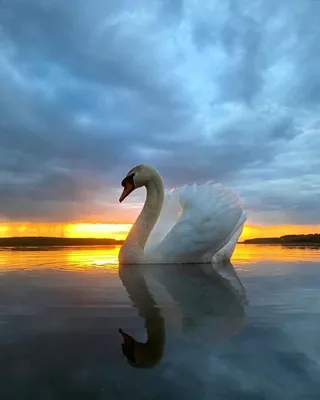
[
  {"left": 241, "top": 233, "right": 320, "bottom": 246},
  {"left": 0, "top": 234, "right": 319, "bottom": 250},
  {"left": 0, "top": 237, "right": 124, "bottom": 249}
]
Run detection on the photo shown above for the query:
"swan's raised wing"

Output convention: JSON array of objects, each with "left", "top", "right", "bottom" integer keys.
[{"left": 145, "top": 183, "right": 246, "bottom": 263}]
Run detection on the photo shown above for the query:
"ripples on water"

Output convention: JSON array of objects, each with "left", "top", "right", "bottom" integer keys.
[{"left": 0, "top": 244, "right": 319, "bottom": 399}]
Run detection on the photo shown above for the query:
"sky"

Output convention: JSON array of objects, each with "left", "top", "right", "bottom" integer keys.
[{"left": 0, "top": 0, "right": 319, "bottom": 239}]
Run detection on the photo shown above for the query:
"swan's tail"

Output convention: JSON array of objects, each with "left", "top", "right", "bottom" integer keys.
[{"left": 211, "top": 211, "right": 247, "bottom": 263}]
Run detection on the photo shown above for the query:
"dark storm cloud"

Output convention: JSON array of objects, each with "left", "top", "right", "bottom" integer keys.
[{"left": 0, "top": 0, "right": 319, "bottom": 224}]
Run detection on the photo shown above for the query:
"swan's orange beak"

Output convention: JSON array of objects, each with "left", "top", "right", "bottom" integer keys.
[
  {"left": 119, "top": 174, "right": 136, "bottom": 202},
  {"left": 119, "top": 182, "right": 135, "bottom": 202}
]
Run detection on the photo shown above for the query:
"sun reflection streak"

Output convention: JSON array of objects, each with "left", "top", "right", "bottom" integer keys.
[
  {"left": 0, "top": 244, "right": 319, "bottom": 272},
  {"left": 65, "top": 246, "right": 120, "bottom": 272}
]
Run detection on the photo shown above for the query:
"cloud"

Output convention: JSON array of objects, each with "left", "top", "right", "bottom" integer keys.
[{"left": 0, "top": 0, "right": 319, "bottom": 224}]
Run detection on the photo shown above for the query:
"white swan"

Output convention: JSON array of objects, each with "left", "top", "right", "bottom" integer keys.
[{"left": 118, "top": 164, "right": 246, "bottom": 264}]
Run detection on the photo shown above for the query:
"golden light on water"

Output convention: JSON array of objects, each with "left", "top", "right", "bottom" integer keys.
[
  {"left": 66, "top": 246, "right": 120, "bottom": 270},
  {"left": 0, "top": 246, "right": 122, "bottom": 272},
  {"left": 0, "top": 244, "right": 320, "bottom": 271},
  {"left": 232, "top": 244, "right": 320, "bottom": 264}
]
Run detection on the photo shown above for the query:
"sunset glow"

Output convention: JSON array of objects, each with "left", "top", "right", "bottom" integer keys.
[
  {"left": 240, "top": 224, "right": 320, "bottom": 241},
  {"left": 64, "top": 223, "right": 132, "bottom": 240},
  {"left": 0, "top": 223, "right": 131, "bottom": 241},
  {"left": 0, "top": 222, "right": 319, "bottom": 241}
]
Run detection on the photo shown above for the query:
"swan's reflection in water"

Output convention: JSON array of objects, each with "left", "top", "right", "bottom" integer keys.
[{"left": 118, "top": 262, "right": 247, "bottom": 368}]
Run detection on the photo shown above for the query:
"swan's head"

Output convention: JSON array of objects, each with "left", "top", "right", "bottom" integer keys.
[
  {"left": 119, "top": 328, "right": 164, "bottom": 368},
  {"left": 119, "top": 328, "right": 138, "bottom": 367},
  {"left": 119, "top": 164, "right": 160, "bottom": 203}
]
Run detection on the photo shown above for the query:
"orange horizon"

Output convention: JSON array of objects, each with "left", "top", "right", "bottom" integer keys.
[{"left": 0, "top": 222, "right": 319, "bottom": 241}]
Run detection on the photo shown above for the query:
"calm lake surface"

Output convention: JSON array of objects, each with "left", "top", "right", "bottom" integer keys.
[{"left": 0, "top": 244, "right": 319, "bottom": 399}]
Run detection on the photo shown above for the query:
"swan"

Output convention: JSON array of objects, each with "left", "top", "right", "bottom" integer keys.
[{"left": 118, "top": 164, "right": 246, "bottom": 264}]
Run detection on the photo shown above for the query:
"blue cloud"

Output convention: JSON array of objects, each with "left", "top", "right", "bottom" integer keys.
[{"left": 0, "top": 0, "right": 319, "bottom": 224}]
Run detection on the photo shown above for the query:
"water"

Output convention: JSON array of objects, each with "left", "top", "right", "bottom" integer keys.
[{"left": 0, "top": 245, "right": 319, "bottom": 399}]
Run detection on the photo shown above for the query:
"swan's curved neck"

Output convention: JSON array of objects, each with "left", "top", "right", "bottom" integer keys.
[{"left": 121, "top": 173, "right": 164, "bottom": 260}]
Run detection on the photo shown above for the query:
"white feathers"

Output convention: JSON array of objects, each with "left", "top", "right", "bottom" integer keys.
[{"left": 145, "top": 182, "right": 246, "bottom": 263}]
